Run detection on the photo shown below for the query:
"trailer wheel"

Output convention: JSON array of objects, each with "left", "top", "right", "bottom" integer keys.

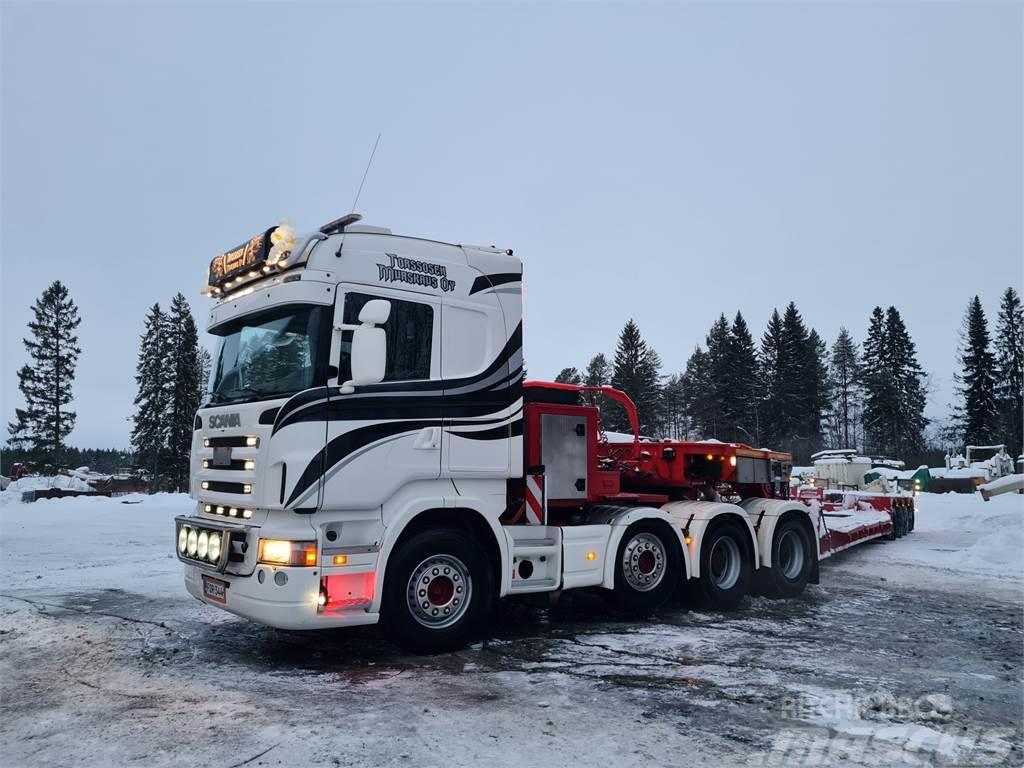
[
  {"left": 380, "top": 528, "right": 493, "bottom": 654},
  {"left": 697, "top": 517, "right": 752, "bottom": 609},
  {"left": 885, "top": 513, "right": 898, "bottom": 541},
  {"left": 609, "top": 521, "right": 681, "bottom": 614},
  {"left": 765, "top": 518, "right": 814, "bottom": 598},
  {"left": 908, "top": 507, "right": 915, "bottom": 533}
]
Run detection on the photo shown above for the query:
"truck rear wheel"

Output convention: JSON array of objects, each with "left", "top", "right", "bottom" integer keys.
[
  {"left": 609, "top": 521, "right": 681, "bottom": 614},
  {"left": 697, "top": 517, "right": 752, "bottom": 609},
  {"left": 381, "top": 528, "right": 493, "bottom": 654},
  {"left": 765, "top": 518, "right": 814, "bottom": 598}
]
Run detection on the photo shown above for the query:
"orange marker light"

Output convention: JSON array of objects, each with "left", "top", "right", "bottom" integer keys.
[
  {"left": 706, "top": 453, "right": 714, "bottom": 461},
  {"left": 305, "top": 547, "right": 318, "bottom": 566},
  {"left": 685, "top": 536, "right": 693, "bottom": 545},
  {"left": 333, "top": 554, "right": 348, "bottom": 566},
  {"left": 586, "top": 551, "right": 597, "bottom": 561}
]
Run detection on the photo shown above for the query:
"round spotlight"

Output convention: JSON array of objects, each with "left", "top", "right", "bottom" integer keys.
[
  {"left": 197, "top": 531, "right": 209, "bottom": 560},
  {"left": 208, "top": 533, "right": 221, "bottom": 562},
  {"left": 187, "top": 529, "right": 199, "bottom": 557},
  {"left": 177, "top": 528, "right": 188, "bottom": 553}
]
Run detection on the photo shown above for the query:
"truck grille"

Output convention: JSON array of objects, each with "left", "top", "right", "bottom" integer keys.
[{"left": 199, "top": 480, "right": 250, "bottom": 494}]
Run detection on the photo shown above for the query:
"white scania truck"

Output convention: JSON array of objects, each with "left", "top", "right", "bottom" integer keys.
[{"left": 176, "top": 214, "right": 882, "bottom": 652}]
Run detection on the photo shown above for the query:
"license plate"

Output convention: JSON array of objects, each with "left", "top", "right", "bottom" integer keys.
[
  {"left": 202, "top": 575, "right": 228, "bottom": 604},
  {"left": 213, "top": 446, "right": 232, "bottom": 467}
]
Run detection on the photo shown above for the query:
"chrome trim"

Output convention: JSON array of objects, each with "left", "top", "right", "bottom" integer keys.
[{"left": 322, "top": 545, "right": 380, "bottom": 556}]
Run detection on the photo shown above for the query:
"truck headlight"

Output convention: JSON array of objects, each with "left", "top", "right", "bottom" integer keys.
[
  {"left": 258, "top": 539, "right": 318, "bottom": 567},
  {"left": 187, "top": 529, "right": 199, "bottom": 556},
  {"left": 197, "top": 531, "right": 209, "bottom": 559},
  {"left": 208, "top": 533, "right": 221, "bottom": 562},
  {"left": 178, "top": 528, "right": 188, "bottom": 553}
]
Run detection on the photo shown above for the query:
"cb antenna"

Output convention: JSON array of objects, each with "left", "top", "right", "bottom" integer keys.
[
  {"left": 323, "top": 133, "right": 382, "bottom": 244},
  {"left": 350, "top": 132, "right": 381, "bottom": 214}
]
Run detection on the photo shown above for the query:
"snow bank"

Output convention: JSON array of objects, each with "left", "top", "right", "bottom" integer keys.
[{"left": 0, "top": 474, "right": 93, "bottom": 504}]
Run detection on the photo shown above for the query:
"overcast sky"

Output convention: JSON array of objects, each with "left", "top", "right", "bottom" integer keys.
[{"left": 2, "top": 2, "right": 1021, "bottom": 449}]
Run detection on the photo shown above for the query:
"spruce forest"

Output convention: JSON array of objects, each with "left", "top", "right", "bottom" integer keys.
[{"left": 555, "top": 288, "right": 1023, "bottom": 466}]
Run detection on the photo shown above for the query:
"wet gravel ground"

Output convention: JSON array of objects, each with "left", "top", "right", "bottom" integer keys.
[{"left": 2, "top": 545, "right": 1021, "bottom": 768}]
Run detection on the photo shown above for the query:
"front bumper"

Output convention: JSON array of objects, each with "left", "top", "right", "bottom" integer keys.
[
  {"left": 177, "top": 514, "right": 380, "bottom": 630},
  {"left": 183, "top": 565, "right": 379, "bottom": 629}
]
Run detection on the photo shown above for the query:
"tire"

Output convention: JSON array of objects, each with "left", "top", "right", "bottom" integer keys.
[
  {"left": 764, "top": 517, "right": 814, "bottom": 598},
  {"left": 609, "top": 521, "right": 681, "bottom": 614},
  {"left": 886, "top": 510, "right": 898, "bottom": 541},
  {"left": 908, "top": 507, "right": 915, "bottom": 533},
  {"left": 696, "top": 517, "right": 752, "bottom": 609},
  {"left": 380, "top": 528, "right": 493, "bottom": 654}
]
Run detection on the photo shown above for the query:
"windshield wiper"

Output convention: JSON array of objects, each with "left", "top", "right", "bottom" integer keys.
[{"left": 212, "top": 386, "right": 283, "bottom": 403}]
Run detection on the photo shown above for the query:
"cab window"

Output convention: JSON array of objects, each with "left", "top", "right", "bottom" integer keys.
[{"left": 338, "top": 292, "right": 433, "bottom": 382}]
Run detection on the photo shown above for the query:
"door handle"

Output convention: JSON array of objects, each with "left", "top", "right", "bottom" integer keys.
[{"left": 413, "top": 427, "right": 441, "bottom": 450}]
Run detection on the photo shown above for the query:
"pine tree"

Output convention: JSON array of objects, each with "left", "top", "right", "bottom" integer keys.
[
  {"left": 584, "top": 354, "right": 611, "bottom": 388},
  {"left": 806, "top": 328, "right": 831, "bottom": 455},
  {"left": 954, "top": 296, "right": 998, "bottom": 446},
  {"left": 198, "top": 347, "right": 213, "bottom": 403},
  {"left": 131, "top": 304, "right": 171, "bottom": 480},
  {"left": 702, "top": 314, "right": 731, "bottom": 439},
  {"left": 680, "top": 346, "right": 712, "bottom": 439},
  {"left": 827, "top": 328, "right": 861, "bottom": 449},
  {"left": 6, "top": 281, "right": 82, "bottom": 464},
  {"left": 863, "top": 306, "right": 928, "bottom": 458},
  {"left": 724, "top": 311, "right": 760, "bottom": 445},
  {"left": 758, "top": 309, "right": 786, "bottom": 450},
  {"left": 609, "top": 319, "right": 663, "bottom": 435},
  {"left": 994, "top": 287, "right": 1024, "bottom": 455},
  {"left": 554, "top": 367, "right": 583, "bottom": 385},
  {"left": 165, "top": 294, "right": 201, "bottom": 488},
  {"left": 885, "top": 307, "right": 928, "bottom": 458},
  {"left": 661, "top": 373, "right": 687, "bottom": 440},
  {"left": 861, "top": 306, "right": 892, "bottom": 455}
]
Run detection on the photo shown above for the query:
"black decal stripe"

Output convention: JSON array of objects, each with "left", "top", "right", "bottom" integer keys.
[
  {"left": 273, "top": 323, "right": 523, "bottom": 433},
  {"left": 286, "top": 421, "right": 437, "bottom": 507},
  {"left": 469, "top": 272, "right": 522, "bottom": 295},
  {"left": 450, "top": 419, "right": 524, "bottom": 441},
  {"left": 285, "top": 411, "right": 523, "bottom": 506},
  {"left": 278, "top": 385, "right": 521, "bottom": 431}
]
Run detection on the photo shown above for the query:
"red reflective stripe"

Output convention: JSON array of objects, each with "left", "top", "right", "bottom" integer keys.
[{"left": 525, "top": 475, "right": 544, "bottom": 524}]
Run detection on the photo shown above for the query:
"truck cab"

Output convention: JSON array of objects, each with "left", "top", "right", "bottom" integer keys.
[{"left": 177, "top": 216, "right": 523, "bottom": 647}]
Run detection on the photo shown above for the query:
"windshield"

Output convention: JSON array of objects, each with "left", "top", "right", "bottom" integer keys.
[{"left": 207, "top": 304, "right": 331, "bottom": 405}]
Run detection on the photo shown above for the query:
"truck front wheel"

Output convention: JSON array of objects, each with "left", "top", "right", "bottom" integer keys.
[
  {"left": 696, "top": 518, "right": 752, "bottom": 609},
  {"left": 381, "top": 529, "right": 493, "bottom": 654}
]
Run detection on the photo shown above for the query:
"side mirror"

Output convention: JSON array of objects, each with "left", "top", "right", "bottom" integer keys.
[{"left": 338, "top": 299, "right": 391, "bottom": 393}]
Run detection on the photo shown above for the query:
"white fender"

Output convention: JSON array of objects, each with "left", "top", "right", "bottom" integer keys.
[
  {"left": 738, "top": 498, "right": 820, "bottom": 569},
  {"left": 660, "top": 500, "right": 759, "bottom": 579},
  {"left": 372, "top": 487, "right": 510, "bottom": 610},
  {"left": 585, "top": 505, "right": 692, "bottom": 590}
]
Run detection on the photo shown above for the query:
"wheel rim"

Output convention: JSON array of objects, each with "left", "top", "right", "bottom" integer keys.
[
  {"left": 777, "top": 529, "right": 804, "bottom": 581},
  {"left": 621, "top": 532, "right": 667, "bottom": 592},
  {"left": 708, "top": 535, "right": 741, "bottom": 590},
  {"left": 406, "top": 554, "right": 472, "bottom": 629}
]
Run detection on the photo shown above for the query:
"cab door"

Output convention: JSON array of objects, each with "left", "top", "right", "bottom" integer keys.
[{"left": 319, "top": 284, "right": 443, "bottom": 510}]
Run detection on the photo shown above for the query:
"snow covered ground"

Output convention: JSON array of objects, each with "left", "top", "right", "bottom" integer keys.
[{"left": 1, "top": 490, "right": 1021, "bottom": 767}]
